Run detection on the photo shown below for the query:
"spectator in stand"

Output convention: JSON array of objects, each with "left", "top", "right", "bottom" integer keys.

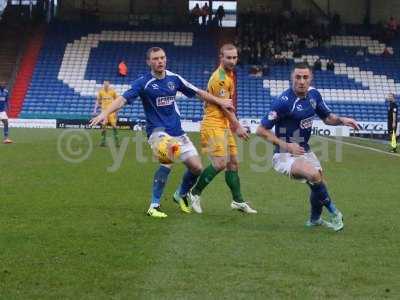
[
  {"left": 356, "top": 48, "right": 365, "bottom": 56},
  {"left": 330, "top": 12, "right": 341, "bottom": 34},
  {"left": 118, "top": 60, "right": 128, "bottom": 77},
  {"left": 191, "top": 3, "right": 202, "bottom": 25},
  {"left": 241, "top": 44, "right": 251, "bottom": 65},
  {"left": 216, "top": 5, "right": 225, "bottom": 27},
  {"left": 201, "top": 2, "right": 210, "bottom": 26},
  {"left": 313, "top": 58, "right": 322, "bottom": 71},
  {"left": 326, "top": 59, "right": 335, "bottom": 71},
  {"left": 382, "top": 46, "right": 394, "bottom": 57},
  {"left": 387, "top": 16, "right": 398, "bottom": 33},
  {"left": 262, "top": 62, "right": 270, "bottom": 77}
]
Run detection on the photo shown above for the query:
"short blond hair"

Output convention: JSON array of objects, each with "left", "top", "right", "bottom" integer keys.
[
  {"left": 146, "top": 47, "right": 164, "bottom": 59},
  {"left": 220, "top": 43, "right": 237, "bottom": 55}
]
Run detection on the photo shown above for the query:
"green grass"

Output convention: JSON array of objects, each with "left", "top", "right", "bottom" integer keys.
[{"left": 1, "top": 129, "right": 400, "bottom": 299}]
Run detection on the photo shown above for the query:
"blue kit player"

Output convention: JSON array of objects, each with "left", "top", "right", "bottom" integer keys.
[
  {"left": 90, "top": 47, "right": 234, "bottom": 218},
  {"left": 0, "top": 81, "right": 12, "bottom": 144},
  {"left": 256, "top": 63, "right": 360, "bottom": 231}
]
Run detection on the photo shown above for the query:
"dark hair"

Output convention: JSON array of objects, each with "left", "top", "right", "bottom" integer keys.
[
  {"left": 146, "top": 47, "right": 164, "bottom": 59},
  {"left": 293, "top": 62, "right": 312, "bottom": 71}
]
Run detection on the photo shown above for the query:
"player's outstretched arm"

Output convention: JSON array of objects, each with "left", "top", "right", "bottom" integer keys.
[
  {"left": 323, "top": 113, "right": 360, "bottom": 129},
  {"left": 256, "top": 125, "right": 305, "bottom": 155},
  {"left": 90, "top": 96, "right": 126, "bottom": 126},
  {"left": 196, "top": 89, "right": 235, "bottom": 111}
]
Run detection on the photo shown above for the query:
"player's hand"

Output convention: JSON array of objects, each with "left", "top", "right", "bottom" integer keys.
[
  {"left": 234, "top": 125, "right": 250, "bottom": 140},
  {"left": 286, "top": 142, "right": 305, "bottom": 156},
  {"left": 341, "top": 117, "right": 361, "bottom": 130},
  {"left": 89, "top": 113, "right": 106, "bottom": 127}
]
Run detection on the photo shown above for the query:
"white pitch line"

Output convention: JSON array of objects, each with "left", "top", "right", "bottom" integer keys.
[{"left": 316, "top": 136, "right": 400, "bottom": 157}]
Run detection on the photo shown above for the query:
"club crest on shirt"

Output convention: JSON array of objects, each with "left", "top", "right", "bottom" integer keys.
[
  {"left": 309, "top": 98, "right": 317, "bottom": 109},
  {"left": 167, "top": 81, "right": 175, "bottom": 91},
  {"left": 219, "top": 89, "right": 226, "bottom": 97},
  {"left": 268, "top": 111, "right": 277, "bottom": 120}
]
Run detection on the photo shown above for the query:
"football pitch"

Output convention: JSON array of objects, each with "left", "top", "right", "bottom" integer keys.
[{"left": 1, "top": 128, "right": 399, "bottom": 299}]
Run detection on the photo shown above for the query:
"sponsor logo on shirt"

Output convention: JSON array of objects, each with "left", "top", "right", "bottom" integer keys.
[
  {"left": 219, "top": 89, "right": 226, "bottom": 97},
  {"left": 300, "top": 116, "right": 313, "bottom": 129},
  {"left": 296, "top": 104, "right": 304, "bottom": 111},
  {"left": 281, "top": 96, "right": 289, "bottom": 101},
  {"left": 156, "top": 96, "right": 175, "bottom": 107},
  {"left": 152, "top": 84, "right": 159, "bottom": 89}
]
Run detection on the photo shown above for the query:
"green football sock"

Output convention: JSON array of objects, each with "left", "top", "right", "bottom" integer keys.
[
  {"left": 225, "top": 170, "right": 244, "bottom": 202},
  {"left": 101, "top": 130, "right": 106, "bottom": 142},
  {"left": 112, "top": 128, "right": 119, "bottom": 141},
  {"left": 192, "top": 164, "right": 219, "bottom": 196}
]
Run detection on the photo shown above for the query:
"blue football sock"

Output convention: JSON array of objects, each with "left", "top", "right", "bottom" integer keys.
[
  {"left": 308, "top": 182, "right": 323, "bottom": 221},
  {"left": 309, "top": 193, "right": 323, "bottom": 221},
  {"left": 178, "top": 169, "right": 199, "bottom": 197},
  {"left": 150, "top": 165, "right": 171, "bottom": 208},
  {"left": 3, "top": 122, "right": 9, "bottom": 138},
  {"left": 308, "top": 181, "right": 337, "bottom": 216}
]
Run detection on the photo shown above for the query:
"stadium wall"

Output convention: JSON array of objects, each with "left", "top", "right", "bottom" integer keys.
[
  {"left": 292, "top": 0, "right": 367, "bottom": 24},
  {"left": 370, "top": 0, "right": 400, "bottom": 24},
  {"left": 59, "top": 0, "right": 186, "bottom": 21},
  {"left": 237, "top": 0, "right": 284, "bottom": 12},
  {"left": 240, "top": 0, "right": 400, "bottom": 24}
]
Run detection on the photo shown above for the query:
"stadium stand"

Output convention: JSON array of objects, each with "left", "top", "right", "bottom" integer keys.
[
  {"left": 17, "top": 22, "right": 400, "bottom": 123},
  {"left": 20, "top": 22, "right": 214, "bottom": 121}
]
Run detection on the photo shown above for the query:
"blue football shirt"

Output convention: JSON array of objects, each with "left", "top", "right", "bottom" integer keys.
[
  {"left": 261, "top": 87, "right": 331, "bottom": 153},
  {"left": 123, "top": 70, "right": 199, "bottom": 137},
  {"left": 0, "top": 88, "right": 9, "bottom": 112}
]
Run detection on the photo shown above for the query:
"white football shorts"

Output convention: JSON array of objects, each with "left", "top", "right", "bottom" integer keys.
[
  {"left": 272, "top": 151, "right": 322, "bottom": 182},
  {"left": 0, "top": 111, "right": 8, "bottom": 120}
]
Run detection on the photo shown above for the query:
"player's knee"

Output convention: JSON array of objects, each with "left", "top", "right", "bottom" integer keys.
[
  {"left": 213, "top": 159, "right": 227, "bottom": 172},
  {"left": 308, "top": 171, "right": 322, "bottom": 183},
  {"left": 190, "top": 162, "right": 203, "bottom": 175},
  {"left": 226, "top": 160, "right": 238, "bottom": 171}
]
